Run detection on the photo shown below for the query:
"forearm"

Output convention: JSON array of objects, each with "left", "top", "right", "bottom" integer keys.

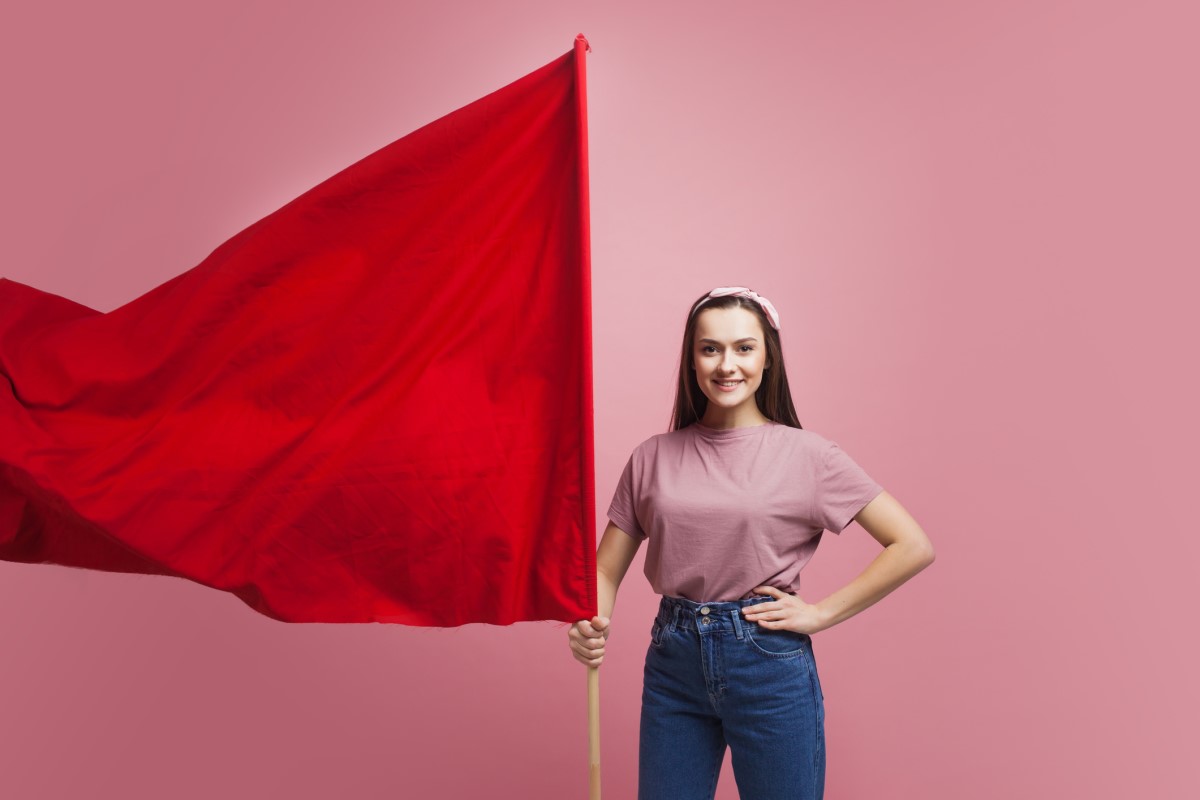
[
  {"left": 815, "top": 542, "right": 933, "bottom": 632},
  {"left": 597, "top": 569, "right": 619, "bottom": 619}
]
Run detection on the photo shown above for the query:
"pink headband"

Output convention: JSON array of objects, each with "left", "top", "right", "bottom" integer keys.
[{"left": 689, "top": 286, "right": 781, "bottom": 331}]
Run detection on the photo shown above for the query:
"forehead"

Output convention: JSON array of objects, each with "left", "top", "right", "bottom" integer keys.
[{"left": 693, "top": 306, "right": 764, "bottom": 342}]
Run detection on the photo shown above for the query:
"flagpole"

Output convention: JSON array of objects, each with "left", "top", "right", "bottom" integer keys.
[
  {"left": 588, "top": 666, "right": 602, "bottom": 798},
  {"left": 574, "top": 30, "right": 601, "bottom": 800}
]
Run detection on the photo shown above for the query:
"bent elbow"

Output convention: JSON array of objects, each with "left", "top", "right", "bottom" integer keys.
[{"left": 902, "top": 539, "right": 935, "bottom": 570}]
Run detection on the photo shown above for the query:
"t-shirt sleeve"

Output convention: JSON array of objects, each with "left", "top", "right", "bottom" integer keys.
[
  {"left": 606, "top": 452, "right": 647, "bottom": 541},
  {"left": 814, "top": 440, "right": 884, "bottom": 533}
]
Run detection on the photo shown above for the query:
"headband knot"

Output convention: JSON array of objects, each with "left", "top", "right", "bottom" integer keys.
[{"left": 690, "top": 286, "right": 781, "bottom": 331}]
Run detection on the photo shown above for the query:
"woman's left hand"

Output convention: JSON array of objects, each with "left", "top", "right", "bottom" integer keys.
[{"left": 743, "top": 586, "right": 826, "bottom": 635}]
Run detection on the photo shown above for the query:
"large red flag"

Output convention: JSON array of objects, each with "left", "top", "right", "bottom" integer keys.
[{"left": 0, "top": 35, "right": 597, "bottom": 627}]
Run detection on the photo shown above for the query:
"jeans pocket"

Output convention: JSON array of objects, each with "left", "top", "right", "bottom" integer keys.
[{"left": 744, "top": 624, "right": 808, "bottom": 658}]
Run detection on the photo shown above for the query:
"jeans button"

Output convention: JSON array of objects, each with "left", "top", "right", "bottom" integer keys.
[
  {"left": 700, "top": 607, "right": 710, "bottom": 615},
  {"left": 702, "top": 618, "right": 710, "bottom": 625}
]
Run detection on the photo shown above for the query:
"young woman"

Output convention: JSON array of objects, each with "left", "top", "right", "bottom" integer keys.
[{"left": 567, "top": 286, "right": 935, "bottom": 800}]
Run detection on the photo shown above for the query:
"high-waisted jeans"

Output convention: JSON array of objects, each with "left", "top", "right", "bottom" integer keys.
[{"left": 639, "top": 594, "right": 826, "bottom": 800}]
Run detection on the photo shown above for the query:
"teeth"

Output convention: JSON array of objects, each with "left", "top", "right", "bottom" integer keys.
[{"left": 717, "top": 381, "right": 740, "bottom": 386}]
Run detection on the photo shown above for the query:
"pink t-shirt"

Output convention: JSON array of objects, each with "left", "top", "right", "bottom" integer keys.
[{"left": 606, "top": 420, "right": 884, "bottom": 602}]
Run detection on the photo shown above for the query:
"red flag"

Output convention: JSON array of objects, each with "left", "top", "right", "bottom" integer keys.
[{"left": 0, "top": 35, "right": 597, "bottom": 627}]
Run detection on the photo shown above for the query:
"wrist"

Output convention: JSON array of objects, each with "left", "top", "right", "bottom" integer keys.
[{"left": 813, "top": 600, "right": 836, "bottom": 633}]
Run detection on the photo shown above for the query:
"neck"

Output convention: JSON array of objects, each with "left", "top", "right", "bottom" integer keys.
[{"left": 698, "top": 407, "right": 770, "bottom": 430}]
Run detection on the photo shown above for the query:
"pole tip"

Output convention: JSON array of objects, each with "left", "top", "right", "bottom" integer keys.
[{"left": 575, "top": 33, "right": 592, "bottom": 52}]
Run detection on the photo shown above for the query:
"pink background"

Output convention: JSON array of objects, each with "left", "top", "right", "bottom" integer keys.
[{"left": 1, "top": 1, "right": 1196, "bottom": 798}]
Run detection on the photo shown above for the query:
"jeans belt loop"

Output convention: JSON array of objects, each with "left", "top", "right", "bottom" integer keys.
[
  {"left": 670, "top": 603, "right": 681, "bottom": 633},
  {"left": 730, "top": 607, "right": 745, "bottom": 639}
]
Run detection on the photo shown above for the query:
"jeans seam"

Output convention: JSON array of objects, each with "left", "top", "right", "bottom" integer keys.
[
  {"left": 707, "top": 750, "right": 721, "bottom": 800},
  {"left": 801, "top": 646, "right": 823, "bottom": 797}
]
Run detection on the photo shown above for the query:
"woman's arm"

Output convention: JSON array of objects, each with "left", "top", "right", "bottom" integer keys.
[
  {"left": 813, "top": 490, "right": 935, "bottom": 632},
  {"left": 596, "top": 520, "right": 642, "bottom": 619},
  {"left": 567, "top": 521, "right": 642, "bottom": 669}
]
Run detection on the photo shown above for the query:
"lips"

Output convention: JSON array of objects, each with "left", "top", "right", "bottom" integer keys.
[{"left": 713, "top": 379, "right": 742, "bottom": 392}]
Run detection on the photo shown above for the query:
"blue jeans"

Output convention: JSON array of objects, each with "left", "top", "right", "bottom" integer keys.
[{"left": 639, "top": 594, "right": 826, "bottom": 800}]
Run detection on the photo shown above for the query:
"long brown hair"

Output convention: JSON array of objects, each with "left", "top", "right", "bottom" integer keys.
[{"left": 669, "top": 290, "right": 803, "bottom": 432}]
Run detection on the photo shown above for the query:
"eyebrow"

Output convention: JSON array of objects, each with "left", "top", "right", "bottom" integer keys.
[{"left": 697, "top": 337, "right": 759, "bottom": 344}]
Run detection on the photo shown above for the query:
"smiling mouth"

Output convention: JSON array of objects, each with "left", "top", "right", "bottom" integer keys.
[{"left": 714, "top": 380, "right": 742, "bottom": 387}]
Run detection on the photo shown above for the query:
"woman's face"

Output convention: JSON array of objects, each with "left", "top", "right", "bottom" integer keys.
[{"left": 691, "top": 306, "right": 770, "bottom": 412}]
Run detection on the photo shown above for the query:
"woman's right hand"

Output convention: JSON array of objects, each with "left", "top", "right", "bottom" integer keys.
[{"left": 568, "top": 615, "right": 610, "bottom": 669}]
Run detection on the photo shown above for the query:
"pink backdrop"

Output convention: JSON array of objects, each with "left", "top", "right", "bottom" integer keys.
[{"left": 1, "top": 1, "right": 1195, "bottom": 798}]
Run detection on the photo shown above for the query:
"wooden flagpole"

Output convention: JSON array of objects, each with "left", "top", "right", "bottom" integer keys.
[
  {"left": 589, "top": 666, "right": 602, "bottom": 798},
  {"left": 574, "top": 31, "right": 600, "bottom": 799}
]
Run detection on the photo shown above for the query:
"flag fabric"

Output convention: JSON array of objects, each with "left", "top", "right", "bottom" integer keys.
[{"left": 0, "top": 35, "right": 597, "bottom": 627}]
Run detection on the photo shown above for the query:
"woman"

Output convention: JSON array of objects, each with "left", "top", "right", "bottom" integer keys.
[{"left": 567, "top": 286, "right": 935, "bottom": 800}]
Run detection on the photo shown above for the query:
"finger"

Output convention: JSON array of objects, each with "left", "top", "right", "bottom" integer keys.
[
  {"left": 571, "top": 634, "right": 603, "bottom": 652},
  {"left": 578, "top": 621, "right": 598, "bottom": 637},
  {"left": 576, "top": 643, "right": 605, "bottom": 660},
  {"left": 575, "top": 650, "right": 603, "bottom": 667},
  {"left": 571, "top": 630, "right": 605, "bottom": 648},
  {"left": 592, "top": 615, "right": 610, "bottom": 630},
  {"left": 743, "top": 603, "right": 778, "bottom": 614}
]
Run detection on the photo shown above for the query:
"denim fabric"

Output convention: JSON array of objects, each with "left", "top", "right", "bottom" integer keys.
[{"left": 639, "top": 594, "right": 826, "bottom": 800}]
